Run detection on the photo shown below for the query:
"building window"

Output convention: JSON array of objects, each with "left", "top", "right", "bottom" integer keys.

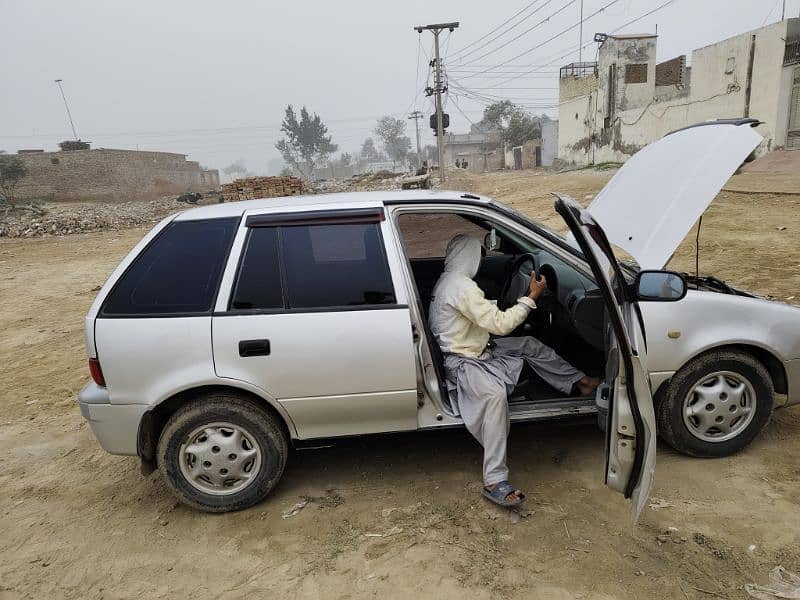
[
  {"left": 624, "top": 63, "right": 648, "bottom": 84},
  {"left": 785, "top": 41, "right": 800, "bottom": 66},
  {"left": 725, "top": 56, "right": 736, "bottom": 74}
]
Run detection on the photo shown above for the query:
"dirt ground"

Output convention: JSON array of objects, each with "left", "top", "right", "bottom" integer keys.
[{"left": 1, "top": 169, "right": 799, "bottom": 599}]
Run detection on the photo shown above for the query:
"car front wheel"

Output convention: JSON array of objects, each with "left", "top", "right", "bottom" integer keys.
[
  {"left": 656, "top": 350, "right": 773, "bottom": 457},
  {"left": 157, "top": 392, "right": 288, "bottom": 512}
]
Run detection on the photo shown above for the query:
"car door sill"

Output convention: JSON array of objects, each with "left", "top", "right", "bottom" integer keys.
[{"left": 509, "top": 397, "right": 596, "bottom": 422}]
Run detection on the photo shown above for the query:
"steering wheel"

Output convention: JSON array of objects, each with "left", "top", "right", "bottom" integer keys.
[{"left": 499, "top": 254, "right": 558, "bottom": 328}]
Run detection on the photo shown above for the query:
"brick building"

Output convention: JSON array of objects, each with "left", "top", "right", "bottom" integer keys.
[{"left": 13, "top": 148, "right": 220, "bottom": 201}]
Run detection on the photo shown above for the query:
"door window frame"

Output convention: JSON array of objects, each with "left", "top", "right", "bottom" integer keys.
[{"left": 214, "top": 204, "right": 410, "bottom": 315}]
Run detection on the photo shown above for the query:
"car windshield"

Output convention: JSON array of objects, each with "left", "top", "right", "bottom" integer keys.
[{"left": 490, "top": 199, "right": 639, "bottom": 283}]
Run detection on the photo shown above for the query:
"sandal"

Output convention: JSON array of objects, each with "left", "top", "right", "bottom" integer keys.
[{"left": 482, "top": 480, "right": 526, "bottom": 507}]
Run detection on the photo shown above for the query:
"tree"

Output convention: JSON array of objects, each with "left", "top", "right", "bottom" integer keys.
[
  {"left": 222, "top": 160, "right": 251, "bottom": 179},
  {"left": 0, "top": 155, "right": 28, "bottom": 206},
  {"left": 374, "top": 116, "right": 411, "bottom": 169},
  {"left": 421, "top": 144, "right": 437, "bottom": 163},
  {"left": 275, "top": 105, "right": 338, "bottom": 180},
  {"left": 474, "top": 101, "right": 541, "bottom": 147},
  {"left": 337, "top": 152, "right": 352, "bottom": 166},
  {"left": 360, "top": 137, "right": 379, "bottom": 161}
]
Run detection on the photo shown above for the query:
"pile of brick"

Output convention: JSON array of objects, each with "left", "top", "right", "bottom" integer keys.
[{"left": 221, "top": 176, "right": 304, "bottom": 202}]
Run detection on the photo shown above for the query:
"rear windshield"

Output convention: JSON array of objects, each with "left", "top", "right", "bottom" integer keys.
[{"left": 100, "top": 218, "right": 238, "bottom": 316}]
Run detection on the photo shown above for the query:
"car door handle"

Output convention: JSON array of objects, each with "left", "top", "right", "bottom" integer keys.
[{"left": 238, "top": 339, "right": 270, "bottom": 357}]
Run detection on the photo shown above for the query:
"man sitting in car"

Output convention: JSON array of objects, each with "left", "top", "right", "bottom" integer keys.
[{"left": 429, "top": 234, "right": 599, "bottom": 507}]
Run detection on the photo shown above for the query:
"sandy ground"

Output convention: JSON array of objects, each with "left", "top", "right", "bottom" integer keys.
[{"left": 1, "top": 169, "right": 799, "bottom": 599}]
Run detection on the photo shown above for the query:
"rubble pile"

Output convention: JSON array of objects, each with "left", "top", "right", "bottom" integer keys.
[
  {"left": 312, "top": 171, "right": 418, "bottom": 194},
  {"left": 0, "top": 198, "right": 181, "bottom": 238},
  {"left": 221, "top": 176, "right": 304, "bottom": 201}
]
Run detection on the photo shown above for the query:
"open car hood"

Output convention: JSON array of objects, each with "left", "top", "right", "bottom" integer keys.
[{"left": 585, "top": 120, "right": 763, "bottom": 270}]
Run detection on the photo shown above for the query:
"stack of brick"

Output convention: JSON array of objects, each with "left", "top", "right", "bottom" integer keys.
[{"left": 221, "top": 176, "right": 304, "bottom": 201}]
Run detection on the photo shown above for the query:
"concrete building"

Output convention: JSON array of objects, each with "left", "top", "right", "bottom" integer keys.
[
  {"left": 444, "top": 123, "right": 559, "bottom": 172},
  {"left": 443, "top": 131, "right": 502, "bottom": 166},
  {"left": 13, "top": 148, "right": 219, "bottom": 202},
  {"left": 558, "top": 19, "right": 800, "bottom": 165}
]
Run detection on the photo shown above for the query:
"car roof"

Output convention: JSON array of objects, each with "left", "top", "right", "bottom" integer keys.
[{"left": 173, "top": 189, "right": 491, "bottom": 221}]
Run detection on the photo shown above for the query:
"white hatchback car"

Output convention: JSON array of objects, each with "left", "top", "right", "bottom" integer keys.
[{"left": 79, "top": 120, "right": 800, "bottom": 518}]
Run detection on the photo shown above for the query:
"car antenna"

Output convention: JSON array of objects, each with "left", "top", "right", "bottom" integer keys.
[{"left": 695, "top": 215, "right": 703, "bottom": 278}]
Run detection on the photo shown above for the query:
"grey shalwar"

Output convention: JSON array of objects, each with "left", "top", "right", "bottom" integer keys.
[{"left": 429, "top": 235, "right": 585, "bottom": 486}]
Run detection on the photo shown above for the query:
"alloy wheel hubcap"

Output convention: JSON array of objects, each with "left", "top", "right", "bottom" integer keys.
[
  {"left": 682, "top": 371, "right": 755, "bottom": 443},
  {"left": 178, "top": 422, "right": 261, "bottom": 495}
]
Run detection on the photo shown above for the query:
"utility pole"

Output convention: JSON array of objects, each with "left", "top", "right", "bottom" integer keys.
[
  {"left": 781, "top": 0, "right": 785, "bottom": 20},
  {"left": 54, "top": 79, "right": 79, "bottom": 141},
  {"left": 408, "top": 110, "right": 423, "bottom": 164},
  {"left": 414, "top": 22, "right": 458, "bottom": 184},
  {"left": 578, "top": 0, "right": 584, "bottom": 63}
]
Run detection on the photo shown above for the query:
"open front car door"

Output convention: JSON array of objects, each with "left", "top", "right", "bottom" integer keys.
[{"left": 555, "top": 194, "right": 657, "bottom": 525}]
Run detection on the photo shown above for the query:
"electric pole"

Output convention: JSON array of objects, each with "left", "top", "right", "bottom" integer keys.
[
  {"left": 408, "top": 110, "right": 423, "bottom": 164},
  {"left": 54, "top": 79, "right": 79, "bottom": 141},
  {"left": 578, "top": 0, "right": 584, "bottom": 63},
  {"left": 414, "top": 22, "right": 459, "bottom": 184}
]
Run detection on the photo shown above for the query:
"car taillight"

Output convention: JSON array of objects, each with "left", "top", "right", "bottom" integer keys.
[{"left": 89, "top": 358, "right": 106, "bottom": 387}]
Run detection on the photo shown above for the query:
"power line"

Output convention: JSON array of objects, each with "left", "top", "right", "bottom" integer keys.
[
  {"left": 451, "top": 0, "right": 579, "bottom": 69},
  {"left": 448, "top": 0, "right": 564, "bottom": 65},
  {"left": 459, "top": 0, "right": 623, "bottom": 79},
  {"left": 488, "top": 0, "right": 683, "bottom": 88},
  {"left": 448, "top": 0, "right": 544, "bottom": 59}
]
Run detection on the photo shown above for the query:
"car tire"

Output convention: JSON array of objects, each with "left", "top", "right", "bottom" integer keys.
[
  {"left": 157, "top": 392, "right": 288, "bottom": 512},
  {"left": 656, "top": 350, "right": 773, "bottom": 457}
]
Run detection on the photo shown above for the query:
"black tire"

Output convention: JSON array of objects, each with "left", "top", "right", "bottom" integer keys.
[
  {"left": 157, "top": 392, "right": 288, "bottom": 512},
  {"left": 656, "top": 350, "right": 773, "bottom": 457}
]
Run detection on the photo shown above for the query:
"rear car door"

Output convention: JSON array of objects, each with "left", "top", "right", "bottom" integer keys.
[
  {"left": 555, "top": 195, "right": 657, "bottom": 524},
  {"left": 212, "top": 206, "right": 418, "bottom": 439}
]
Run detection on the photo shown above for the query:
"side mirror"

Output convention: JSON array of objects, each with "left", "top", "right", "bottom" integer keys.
[
  {"left": 634, "top": 270, "right": 687, "bottom": 302},
  {"left": 484, "top": 229, "right": 502, "bottom": 252}
]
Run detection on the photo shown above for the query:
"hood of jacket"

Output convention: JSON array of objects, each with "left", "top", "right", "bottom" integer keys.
[{"left": 444, "top": 234, "right": 481, "bottom": 279}]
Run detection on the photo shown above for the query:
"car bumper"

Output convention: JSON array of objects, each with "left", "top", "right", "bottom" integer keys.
[
  {"left": 77, "top": 382, "right": 148, "bottom": 455},
  {"left": 785, "top": 359, "right": 800, "bottom": 407}
]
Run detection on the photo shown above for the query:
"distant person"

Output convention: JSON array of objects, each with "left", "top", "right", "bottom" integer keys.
[
  {"left": 462, "top": 160, "right": 469, "bottom": 169},
  {"left": 455, "top": 159, "right": 462, "bottom": 168},
  {"left": 415, "top": 160, "right": 428, "bottom": 176}
]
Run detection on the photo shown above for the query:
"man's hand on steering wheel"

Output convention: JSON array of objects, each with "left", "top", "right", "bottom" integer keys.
[{"left": 528, "top": 273, "right": 548, "bottom": 301}]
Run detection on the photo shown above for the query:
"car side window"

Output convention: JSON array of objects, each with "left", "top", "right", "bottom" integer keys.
[
  {"left": 230, "top": 227, "right": 283, "bottom": 310},
  {"left": 101, "top": 218, "right": 238, "bottom": 316},
  {"left": 281, "top": 223, "right": 396, "bottom": 308}
]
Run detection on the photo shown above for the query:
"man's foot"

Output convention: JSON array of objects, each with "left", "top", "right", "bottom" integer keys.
[
  {"left": 483, "top": 481, "right": 525, "bottom": 506},
  {"left": 577, "top": 376, "right": 600, "bottom": 396}
]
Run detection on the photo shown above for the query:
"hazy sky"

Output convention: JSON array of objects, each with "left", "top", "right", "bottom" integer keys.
[{"left": 2, "top": 0, "right": 797, "bottom": 175}]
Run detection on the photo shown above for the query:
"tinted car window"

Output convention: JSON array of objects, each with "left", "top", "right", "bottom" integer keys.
[
  {"left": 230, "top": 227, "right": 283, "bottom": 310},
  {"left": 101, "top": 218, "right": 237, "bottom": 316},
  {"left": 281, "top": 223, "right": 396, "bottom": 308}
]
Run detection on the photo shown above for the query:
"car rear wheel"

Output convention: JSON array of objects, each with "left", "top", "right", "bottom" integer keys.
[
  {"left": 656, "top": 350, "right": 773, "bottom": 457},
  {"left": 157, "top": 392, "right": 288, "bottom": 512}
]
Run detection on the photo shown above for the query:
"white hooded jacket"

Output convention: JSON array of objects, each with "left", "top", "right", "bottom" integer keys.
[{"left": 429, "top": 235, "right": 536, "bottom": 358}]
